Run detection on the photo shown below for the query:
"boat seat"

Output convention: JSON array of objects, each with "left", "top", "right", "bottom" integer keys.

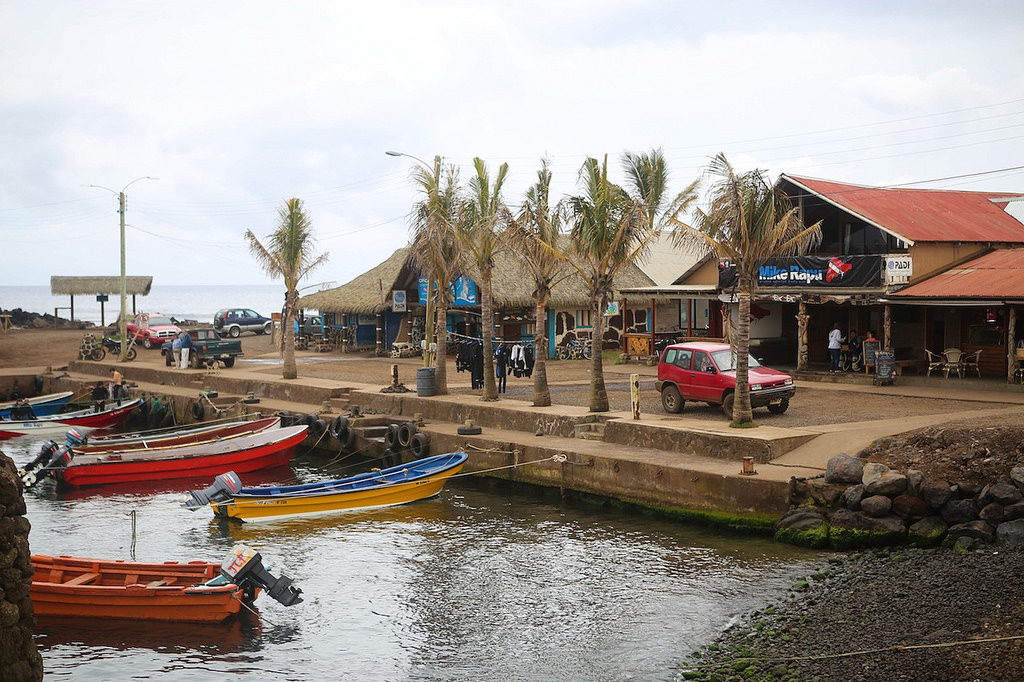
[
  {"left": 146, "top": 578, "right": 177, "bottom": 587},
  {"left": 64, "top": 572, "right": 100, "bottom": 586}
]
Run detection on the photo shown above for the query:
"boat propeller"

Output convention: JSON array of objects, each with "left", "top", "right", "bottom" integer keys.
[
  {"left": 221, "top": 544, "right": 303, "bottom": 607},
  {"left": 18, "top": 429, "right": 87, "bottom": 488}
]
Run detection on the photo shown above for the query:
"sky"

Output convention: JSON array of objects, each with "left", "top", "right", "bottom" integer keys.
[{"left": 2, "top": 1, "right": 1023, "bottom": 291}]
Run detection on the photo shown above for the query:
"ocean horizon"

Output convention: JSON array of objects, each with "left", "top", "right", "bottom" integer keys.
[{"left": 0, "top": 284, "right": 287, "bottom": 326}]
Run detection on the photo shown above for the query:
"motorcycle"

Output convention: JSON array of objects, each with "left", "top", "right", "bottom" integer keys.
[{"left": 90, "top": 336, "right": 138, "bottom": 362}]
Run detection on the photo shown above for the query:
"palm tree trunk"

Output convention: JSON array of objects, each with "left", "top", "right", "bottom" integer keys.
[
  {"left": 434, "top": 298, "right": 449, "bottom": 395},
  {"left": 283, "top": 288, "right": 298, "bottom": 380},
  {"left": 733, "top": 277, "right": 753, "bottom": 423},
  {"left": 532, "top": 298, "right": 551, "bottom": 407},
  {"left": 481, "top": 266, "right": 498, "bottom": 401},
  {"left": 588, "top": 296, "right": 609, "bottom": 412}
]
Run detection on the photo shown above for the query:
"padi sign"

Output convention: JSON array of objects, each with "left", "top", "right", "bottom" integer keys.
[{"left": 718, "top": 255, "right": 881, "bottom": 289}]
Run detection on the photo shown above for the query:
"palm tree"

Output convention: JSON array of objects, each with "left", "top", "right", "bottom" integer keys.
[
  {"left": 507, "top": 158, "right": 568, "bottom": 407},
  {"left": 245, "top": 198, "right": 328, "bottom": 380},
  {"left": 564, "top": 152, "right": 697, "bottom": 412},
  {"left": 678, "top": 153, "right": 821, "bottom": 425},
  {"left": 409, "top": 156, "right": 462, "bottom": 395},
  {"left": 459, "top": 158, "right": 509, "bottom": 401}
]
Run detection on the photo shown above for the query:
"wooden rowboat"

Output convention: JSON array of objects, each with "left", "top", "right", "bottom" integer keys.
[
  {"left": 0, "top": 391, "right": 75, "bottom": 418},
  {"left": 31, "top": 546, "right": 302, "bottom": 623},
  {"left": 186, "top": 452, "right": 468, "bottom": 523},
  {"left": 55, "top": 424, "right": 308, "bottom": 487},
  {"left": 75, "top": 416, "right": 281, "bottom": 454},
  {"left": 0, "top": 398, "right": 143, "bottom": 438}
]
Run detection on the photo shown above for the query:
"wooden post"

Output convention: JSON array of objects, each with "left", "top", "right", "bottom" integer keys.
[
  {"left": 1008, "top": 305, "right": 1017, "bottom": 384},
  {"left": 630, "top": 373, "right": 640, "bottom": 420},
  {"left": 884, "top": 305, "right": 892, "bottom": 349},
  {"left": 796, "top": 301, "right": 809, "bottom": 371}
]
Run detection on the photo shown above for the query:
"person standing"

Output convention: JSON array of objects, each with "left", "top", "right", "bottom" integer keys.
[
  {"left": 828, "top": 323, "right": 845, "bottom": 373},
  {"left": 109, "top": 367, "right": 124, "bottom": 405},
  {"left": 171, "top": 334, "right": 183, "bottom": 368},
  {"left": 90, "top": 381, "right": 108, "bottom": 412},
  {"left": 179, "top": 330, "right": 193, "bottom": 369}
]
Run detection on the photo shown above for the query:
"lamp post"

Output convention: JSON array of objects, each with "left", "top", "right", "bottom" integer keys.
[
  {"left": 87, "top": 176, "right": 158, "bottom": 360},
  {"left": 386, "top": 151, "right": 437, "bottom": 367}
]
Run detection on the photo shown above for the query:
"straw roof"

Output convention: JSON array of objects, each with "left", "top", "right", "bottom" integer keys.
[
  {"left": 301, "top": 247, "right": 657, "bottom": 314},
  {"left": 50, "top": 276, "right": 153, "bottom": 296}
]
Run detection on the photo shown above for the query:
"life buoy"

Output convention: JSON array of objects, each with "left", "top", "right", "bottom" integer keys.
[
  {"left": 397, "top": 421, "right": 417, "bottom": 448},
  {"left": 410, "top": 431, "right": 430, "bottom": 458},
  {"left": 330, "top": 415, "right": 350, "bottom": 441},
  {"left": 384, "top": 423, "right": 400, "bottom": 450},
  {"left": 191, "top": 401, "right": 205, "bottom": 421},
  {"left": 309, "top": 418, "right": 327, "bottom": 437}
]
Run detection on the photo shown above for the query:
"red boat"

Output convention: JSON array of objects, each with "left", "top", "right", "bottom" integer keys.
[
  {"left": 31, "top": 546, "right": 302, "bottom": 623},
  {"left": 0, "top": 398, "right": 143, "bottom": 438},
  {"left": 76, "top": 416, "right": 281, "bottom": 455},
  {"left": 53, "top": 424, "right": 308, "bottom": 487}
]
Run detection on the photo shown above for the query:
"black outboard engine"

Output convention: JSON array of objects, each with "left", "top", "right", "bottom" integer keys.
[
  {"left": 19, "top": 429, "right": 87, "bottom": 487},
  {"left": 183, "top": 471, "right": 243, "bottom": 510},
  {"left": 221, "top": 544, "right": 303, "bottom": 607}
]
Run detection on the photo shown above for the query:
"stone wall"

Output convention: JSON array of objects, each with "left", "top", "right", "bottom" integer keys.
[
  {"left": 0, "top": 453, "right": 42, "bottom": 681},
  {"left": 778, "top": 453, "right": 1024, "bottom": 551}
]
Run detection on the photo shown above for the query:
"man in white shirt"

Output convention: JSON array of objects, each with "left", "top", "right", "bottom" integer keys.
[{"left": 827, "top": 323, "right": 845, "bottom": 373}]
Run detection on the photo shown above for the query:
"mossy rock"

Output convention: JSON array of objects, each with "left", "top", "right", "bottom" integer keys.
[
  {"left": 829, "top": 526, "right": 906, "bottom": 551},
  {"left": 775, "top": 523, "right": 831, "bottom": 549}
]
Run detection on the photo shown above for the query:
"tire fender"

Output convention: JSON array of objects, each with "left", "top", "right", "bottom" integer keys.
[
  {"left": 330, "top": 415, "right": 350, "bottom": 441},
  {"left": 309, "top": 418, "right": 327, "bottom": 437},
  {"left": 384, "top": 423, "right": 400, "bottom": 450},
  {"left": 397, "top": 421, "right": 417, "bottom": 448},
  {"left": 410, "top": 431, "right": 430, "bottom": 458},
  {"left": 191, "top": 400, "right": 205, "bottom": 421}
]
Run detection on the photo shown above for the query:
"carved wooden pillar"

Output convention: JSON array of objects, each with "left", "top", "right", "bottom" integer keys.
[
  {"left": 1008, "top": 305, "right": 1017, "bottom": 384},
  {"left": 796, "top": 301, "right": 809, "bottom": 371},
  {"left": 884, "top": 305, "right": 892, "bottom": 349}
]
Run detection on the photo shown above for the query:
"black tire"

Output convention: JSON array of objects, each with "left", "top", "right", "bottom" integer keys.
[
  {"left": 228, "top": 326, "right": 241, "bottom": 338},
  {"left": 309, "top": 418, "right": 327, "bottom": 437},
  {"left": 556, "top": 347, "right": 570, "bottom": 361},
  {"left": 277, "top": 410, "right": 293, "bottom": 426},
  {"left": 330, "top": 415, "right": 350, "bottom": 441},
  {"left": 721, "top": 392, "right": 735, "bottom": 418},
  {"left": 397, "top": 421, "right": 417, "bottom": 448},
  {"left": 143, "top": 336, "right": 153, "bottom": 349},
  {"left": 410, "top": 431, "right": 430, "bottom": 458},
  {"left": 767, "top": 399, "right": 790, "bottom": 414},
  {"left": 262, "top": 322, "right": 272, "bottom": 335},
  {"left": 91, "top": 346, "right": 106, "bottom": 361},
  {"left": 661, "top": 385, "right": 684, "bottom": 414},
  {"left": 191, "top": 401, "right": 205, "bottom": 421},
  {"left": 343, "top": 428, "right": 356, "bottom": 451},
  {"left": 125, "top": 347, "right": 137, "bottom": 361},
  {"left": 582, "top": 344, "right": 592, "bottom": 360},
  {"left": 222, "top": 357, "right": 235, "bottom": 368},
  {"left": 457, "top": 425, "right": 482, "bottom": 435},
  {"left": 384, "top": 423, "right": 400, "bottom": 450}
]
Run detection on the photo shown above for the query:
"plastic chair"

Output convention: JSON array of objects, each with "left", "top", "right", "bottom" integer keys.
[
  {"left": 961, "top": 350, "right": 982, "bottom": 377},
  {"left": 942, "top": 348, "right": 963, "bottom": 378},
  {"left": 925, "top": 349, "right": 946, "bottom": 377}
]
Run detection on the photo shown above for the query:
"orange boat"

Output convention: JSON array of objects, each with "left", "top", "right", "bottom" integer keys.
[{"left": 30, "top": 546, "right": 303, "bottom": 623}]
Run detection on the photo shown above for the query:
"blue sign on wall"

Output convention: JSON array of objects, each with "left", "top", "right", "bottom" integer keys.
[{"left": 418, "top": 276, "right": 478, "bottom": 306}]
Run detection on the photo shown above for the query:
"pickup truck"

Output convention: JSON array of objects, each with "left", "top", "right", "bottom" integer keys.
[{"left": 161, "top": 328, "right": 244, "bottom": 368}]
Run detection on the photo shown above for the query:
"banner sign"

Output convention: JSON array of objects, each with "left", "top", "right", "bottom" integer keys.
[
  {"left": 418, "top": 276, "right": 479, "bottom": 306},
  {"left": 717, "top": 255, "right": 881, "bottom": 289}
]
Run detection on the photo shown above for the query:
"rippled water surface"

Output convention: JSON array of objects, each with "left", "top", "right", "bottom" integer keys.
[{"left": 8, "top": 437, "right": 823, "bottom": 681}]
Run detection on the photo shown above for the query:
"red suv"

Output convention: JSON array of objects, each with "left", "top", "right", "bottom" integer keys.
[
  {"left": 126, "top": 313, "right": 182, "bottom": 349},
  {"left": 655, "top": 341, "right": 795, "bottom": 416}
]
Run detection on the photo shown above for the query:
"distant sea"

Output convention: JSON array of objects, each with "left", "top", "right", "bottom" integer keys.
[{"left": 0, "top": 285, "right": 286, "bottom": 326}]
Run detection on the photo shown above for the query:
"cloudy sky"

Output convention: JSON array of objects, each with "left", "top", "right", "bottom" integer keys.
[{"left": 3, "top": 1, "right": 1023, "bottom": 289}]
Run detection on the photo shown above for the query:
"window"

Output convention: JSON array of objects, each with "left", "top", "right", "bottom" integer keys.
[
  {"left": 665, "top": 348, "right": 692, "bottom": 369},
  {"left": 577, "top": 309, "right": 592, "bottom": 328}
]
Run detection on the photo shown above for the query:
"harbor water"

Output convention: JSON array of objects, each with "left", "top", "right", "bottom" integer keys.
[{"left": 7, "top": 436, "right": 823, "bottom": 681}]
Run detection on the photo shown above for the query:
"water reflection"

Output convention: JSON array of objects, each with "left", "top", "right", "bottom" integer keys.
[{"left": 5, "top": 435, "right": 824, "bottom": 681}]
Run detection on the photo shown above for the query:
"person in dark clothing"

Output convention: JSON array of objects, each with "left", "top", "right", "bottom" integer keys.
[
  {"left": 91, "top": 381, "right": 108, "bottom": 413},
  {"left": 10, "top": 399, "right": 37, "bottom": 420},
  {"left": 495, "top": 345, "right": 508, "bottom": 393}
]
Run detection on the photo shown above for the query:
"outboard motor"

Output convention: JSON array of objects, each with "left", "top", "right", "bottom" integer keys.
[
  {"left": 221, "top": 544, "right": 303, "bottom": 607},
  {"left": 183, "top": 471, "right": 243, "bottom": 510},
  {"left": 19, "top": 429, "right": 88, "bottom": 487}
]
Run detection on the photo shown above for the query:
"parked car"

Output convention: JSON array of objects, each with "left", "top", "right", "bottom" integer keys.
[
  {"left": 126, "top": 313, "right": 182, "bottom": 350},
  {"left": 161, "top": 328, "right": 244, "bottom": 368},
  {"left": 213, "top": 308, "right": 272, "bottom": 337},
  {"left": 655, "top": 341, "right": 796, "bottom": 417}
]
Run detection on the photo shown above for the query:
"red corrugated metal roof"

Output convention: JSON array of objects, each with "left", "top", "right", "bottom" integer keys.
[
  {"left": 891, "top": 249, "right": 1024, "bottom": 299},
  {"left": 783, "top": 175, "right": 1024, "bottom": 244}
]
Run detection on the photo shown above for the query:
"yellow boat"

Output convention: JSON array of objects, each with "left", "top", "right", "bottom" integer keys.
[{"left": 185, "top": 452, "right": 468, "bottom": 523}]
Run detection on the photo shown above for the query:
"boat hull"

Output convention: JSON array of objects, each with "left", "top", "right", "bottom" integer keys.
[
  {"left": 0, "top": 398, "right": 143, "bottom": 437},
  {"left": 58, "top": 424, "right": 308, "bottom": 487},
  {"left": 30, "top": 554, "right": 244, "bottom": 623},
  {"left": 76, "top": 416, "right": 281, "bottom": 455},
  {"left": 0, "top": 391, "right": 74, "bottom": 418},
  {"left": 215, "top": 452, "right": 467, "bottom": 523}
]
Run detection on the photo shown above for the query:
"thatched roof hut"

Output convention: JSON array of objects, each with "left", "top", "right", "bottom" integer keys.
[
  {"left": 50, "top": 276, "right": 153, "bottom": 296},
  {"left": 300, "top": 247, "right": 657, "bottom": 314}
]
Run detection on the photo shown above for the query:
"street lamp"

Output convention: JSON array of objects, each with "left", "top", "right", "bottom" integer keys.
[
  {"left": 386, "top": 150, "right": 438, "bottom": 367},
  {"left": 87, "top": 176, "right": 158, "bottom": 360}
]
